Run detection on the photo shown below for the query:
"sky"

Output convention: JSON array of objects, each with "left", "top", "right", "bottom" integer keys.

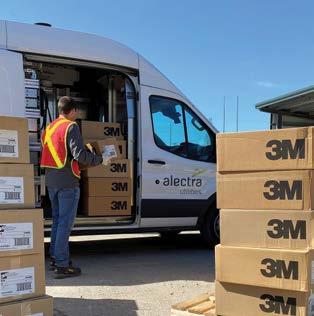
[{"left": 2, "top": 0, "right": 314, "bottom": 132}]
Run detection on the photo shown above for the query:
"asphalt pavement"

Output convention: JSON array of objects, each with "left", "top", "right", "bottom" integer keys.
[{"left": 45, "top": 232, "right": 215, "bottom": 316}]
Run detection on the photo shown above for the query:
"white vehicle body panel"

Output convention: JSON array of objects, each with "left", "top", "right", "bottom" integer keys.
[
  {"left": 138, "top": 55, "right": 183, "bottom": 96},
  {"left": 0, "top": 50, "right": 25, "bottom": 117},
  {"left": 139, "top": 85, "right": 216, "bottom": 227},
  {"left": 140, "top": 85, "right": 216, "bottom": 200}
]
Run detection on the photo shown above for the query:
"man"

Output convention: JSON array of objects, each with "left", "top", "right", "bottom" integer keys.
[{"left": 41, "top": 96, "right": 103, "bottom": 279}]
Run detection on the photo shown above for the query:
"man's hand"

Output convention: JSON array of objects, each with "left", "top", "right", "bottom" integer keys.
[{"left": 85, "top": 143, "right": 96, "bottom": 154}]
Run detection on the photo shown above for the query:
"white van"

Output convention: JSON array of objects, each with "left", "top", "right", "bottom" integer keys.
[{"left": 0, "top": 21, "right": 218, "bottom": 245}]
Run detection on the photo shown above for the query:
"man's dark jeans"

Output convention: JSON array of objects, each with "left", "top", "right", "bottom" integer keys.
[{"left": 48, "top": 187, "right": 80, "bottom": 267}]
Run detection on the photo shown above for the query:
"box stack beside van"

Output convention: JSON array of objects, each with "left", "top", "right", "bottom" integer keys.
[
  {"left": 80, "top": 120, "right": 133, "bottom": 216},
  {"left": 0, "top": 116, "right": 53, "bottom": 315},
  {"left": 216, "top": 127, "right": 314, "bottom": 316}
]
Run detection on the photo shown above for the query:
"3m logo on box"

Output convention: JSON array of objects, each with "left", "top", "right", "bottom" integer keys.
[
  {"left": 260, "top": 259, "right": 299, "bottom": 280},
  {"left": 263, "top": 180, "right": 302, "bottom": 200},
  {"left": 111, "top": 201, "right": 128, "bottom": 210},
  {"left": 104, "top": 126, "right": 122, "bottom": 138},
  {"left": 111, "top": 182, "right": 128, "bottom": 192},
  {"left": 110, "top": 163, "right": 127, "bottom": 173},
  {"left": 259, "top": 294, "right": 297, "bottom": 315},
  {"left": 266, "top": 139, "right": 305, "bottom": 161},
  {"left": 267, "top": 220, "right": 306, "bottom": 240}
]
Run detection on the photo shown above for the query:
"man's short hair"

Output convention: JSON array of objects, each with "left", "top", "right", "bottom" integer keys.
[{"left": 58, "top": 96, "right": 77, "bottom": 114}]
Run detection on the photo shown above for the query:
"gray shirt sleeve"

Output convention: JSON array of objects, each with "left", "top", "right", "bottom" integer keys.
[{"left": 67, "top": 124, "right": 103, "bottom": 167}]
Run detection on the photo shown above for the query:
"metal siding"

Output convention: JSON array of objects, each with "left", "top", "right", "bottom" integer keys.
[
  {"left": 0, "top": 21, "right": 6, "bottom": 48},
  {"left": 5, "top": 21, "right": 139, "bottom": 69}
]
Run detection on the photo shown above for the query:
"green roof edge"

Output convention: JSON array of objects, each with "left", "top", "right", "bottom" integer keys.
[{"left": 255, "top": 85, "right": 314, "bottom": 109}]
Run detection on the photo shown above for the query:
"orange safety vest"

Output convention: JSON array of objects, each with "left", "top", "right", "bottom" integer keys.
[{"left": 40, "top": 117, "right": 81, "bottom": 178}]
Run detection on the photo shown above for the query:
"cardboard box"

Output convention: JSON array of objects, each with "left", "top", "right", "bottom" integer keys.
[
  {"left": 0, "top": 116, "right": 30, "bottom": 164},
  {"left": 0, "top": 164, "right": 35, "bottom": 209},
  {"left": 85, "top": 139, "right": 126, "bottom": 160},
  {"left": 83, "top": 178, "right": 132, "bottom": 197},
  {"left": 0, "top": 253, "right": 45, "bottom": 304},
  {"left": 215, "top": 245, "right": 314, "bottom": 292},
  {"left": 82, "top": 159, "right": 131, "bottom": 178},
  {"left": 0, "top": 209, "right": 44, "bottom": 257},
  {"left": 0, "top": 295, "right": 53, "bottom": 316},
  {"left": 217, "top": 170, "right": 314, "bottom": 210},
  {"left": 215, "top": 281, "right": 309, "bottom": 316},
  {"left": 83, "top": 196, "right": 132, "bottom": 216},
  {"left": 220, "top": 209, "right": 314, "bottom": 250},
  {"left": 80, "top": 120, "right": 124, "bottom": 140},
  {"left": 217, "top": 127, "right": 313, "bottom": 172}
]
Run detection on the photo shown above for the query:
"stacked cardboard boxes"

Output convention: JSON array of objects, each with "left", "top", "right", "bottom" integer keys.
[
  {"left": 80, "top": 120, "right": 132, "bottom": 216},
  {"left": 215, "top": 127, "right": 314, "bottom": 316},
  {"left": 0, "top": 116, "right": 52, "bottom": 315}
]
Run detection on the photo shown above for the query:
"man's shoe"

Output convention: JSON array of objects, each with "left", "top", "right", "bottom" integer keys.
[
  {"left": 49, "top": 257, "right": 56, "bottom": 271},
  {"left": 53, "top": 266, "right": 81, "bottom": 279},
  {"left": 49, "top": 258, "right": 73, "bottom": 272}
]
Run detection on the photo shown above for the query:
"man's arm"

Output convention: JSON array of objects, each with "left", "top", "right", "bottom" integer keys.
[{"left": 67, "top": 124, "right": 103, "bottom": 167}]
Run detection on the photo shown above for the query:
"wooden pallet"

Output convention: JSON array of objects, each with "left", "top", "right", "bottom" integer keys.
[{"left": 171, "top": 293, "right": 216, "bottom": 316}]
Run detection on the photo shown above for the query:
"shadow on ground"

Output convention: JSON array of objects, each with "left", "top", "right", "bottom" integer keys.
[
  {"left": 53, "top": 297, "right": 138, "bottom": 316},
  {"left": 45, "top": 233, "right": 215, "bottom": 287}
]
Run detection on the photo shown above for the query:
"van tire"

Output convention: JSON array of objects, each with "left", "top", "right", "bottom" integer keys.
[{"left": 200, "top": 206, "right": 220, "bottom": 248}]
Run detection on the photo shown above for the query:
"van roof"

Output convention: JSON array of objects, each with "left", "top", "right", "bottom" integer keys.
[
  {"left": 2, "top": 20, "right": 138, "bottom": 69},
  {"left": 0, "top": 20, "right": 183, "bottom": 95}
]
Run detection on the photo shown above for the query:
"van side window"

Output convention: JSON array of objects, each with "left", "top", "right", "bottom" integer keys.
[
  {"left": 184, "top": 107, "right": 214, "bottom": 162},
  {"left": 150, "top": 95, "right": 215, "bottom": 162},
  {"left": 150, "top": 96, "right": 187, "bottom": 158}
]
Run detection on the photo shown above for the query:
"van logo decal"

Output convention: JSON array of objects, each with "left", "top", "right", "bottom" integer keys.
[
  {"left": 192, "top": 169, "right": 207, "bottom": 177},
  {"left": 155, "top": 175, "right": 203, "bottom": 195}
]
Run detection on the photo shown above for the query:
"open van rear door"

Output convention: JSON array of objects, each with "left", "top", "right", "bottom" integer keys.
[{"left": 0, "top": 50, "right": 25, "bottom": 117}]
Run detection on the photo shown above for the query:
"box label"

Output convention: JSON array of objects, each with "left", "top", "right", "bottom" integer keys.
[
  {"left": 267, "top": 219, "right": 307, "bottom": 240},
  {"left": 259, "top": 294, "right": 297, "bottom": 315},
  {"left": 0, "top": 130, "right": 18, "bottom": 158},
  {"left": 260, "top": 259, "right": 299, "bottom": 280},
  {"left": 265, "top": 139, "right": 305, "bottom": 161},
  {"left": 103, "top": 145, "right": 117, "bottom": 165},
  {"left": 0, "top": 267, "right": 35, "bottom": 298},
  {"left": 0, "top": 177, "right": 24, "bottom": 204},
  {"left": 104, "top": 126, "right": 122, "bottom": 138},
  {"left": 30, "top": 314, "right": 43, "bottom": 316},
  {"left": 0, "top": 223, "right": 33, "bottom": 251},
  {"left": 263, "top": 180, "right": 302, "bottom": 201}
]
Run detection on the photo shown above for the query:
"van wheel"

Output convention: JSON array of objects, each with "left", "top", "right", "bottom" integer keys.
[
  {"left": 159, "top": 231, "right": 181, "bottom": 239},
  {"left": 201, "top": 206, "right": 220, "bottom": 248}
]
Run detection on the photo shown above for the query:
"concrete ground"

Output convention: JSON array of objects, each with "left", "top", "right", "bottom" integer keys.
[{"left": 45, "top": 232, "right": 215, "bottom": 316}]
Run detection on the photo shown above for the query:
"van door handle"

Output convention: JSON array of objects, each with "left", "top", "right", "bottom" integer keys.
[{"left": 148, "top": 160, "right": 166, "bottom": 165}]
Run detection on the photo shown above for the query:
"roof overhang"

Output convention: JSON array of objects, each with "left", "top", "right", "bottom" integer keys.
[{"left": 256, "top": 86, "right": 314, "bottom": 119}]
